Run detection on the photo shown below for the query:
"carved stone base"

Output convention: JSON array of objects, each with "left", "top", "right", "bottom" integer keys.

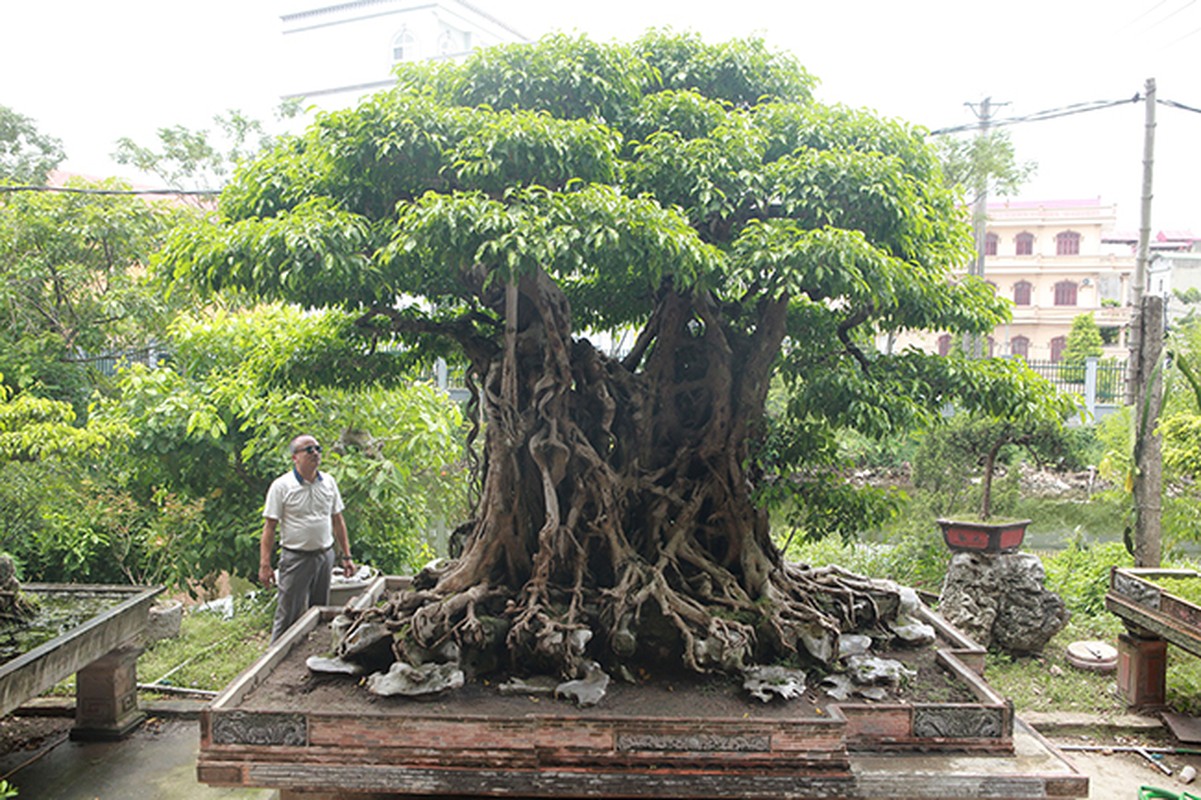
[{"left": 71, "top": 643, "right": 145, "bottom": 741}]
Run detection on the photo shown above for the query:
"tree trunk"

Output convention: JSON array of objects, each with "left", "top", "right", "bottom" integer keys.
[
  {"left": 351, "top": 269, "right": 907, "bottom": 679},
  {"left": 980, "top": 443, "right": 1002, "bottom": 521}
]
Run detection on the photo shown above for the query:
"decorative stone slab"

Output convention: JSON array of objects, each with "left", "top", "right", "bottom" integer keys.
[
  {"left": 244, "top": 762, "right": 858, "bottom": 799},
  {"left": 913, "top": 706, "right": 1006, "bottom": 739},
  {"left": 616, "top": 732, "right": 771, "bottom": 752},
  {"left": 211, "top": 711, "right": 307, "bottom": 747},
  {"left": 1111, "top": 569, "right": 1162, "bottom": 609}
]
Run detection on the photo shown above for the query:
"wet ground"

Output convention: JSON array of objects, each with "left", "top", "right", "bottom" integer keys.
[
  {"left": 1, "top": 711, "right": 270, "bottom": 800},
  {"left": 1, "top": 704, "right": 1198, "bottom": 799}
]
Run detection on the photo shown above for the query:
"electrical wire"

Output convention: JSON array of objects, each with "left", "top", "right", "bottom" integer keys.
[
  {"left": 1159, "top": 97, "right": 1201, "bottom": 114},
  {"left": 929, "top": 96, "right": 1142, "bottom": 136},
  {"left": 0, "top": 184, "right": 217, "bottom": 196},
  {"left": 3, "top": 91, "right": 1201, "bottom": 196}
]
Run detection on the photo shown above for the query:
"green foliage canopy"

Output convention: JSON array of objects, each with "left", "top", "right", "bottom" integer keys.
[
  {"left": 0, "top": 176, "right": 192, "bottom": 406},
  {"left": 0, "top": 105, "right": 64, "bottom": 184},
  {"left": 162, "top": 31, "right": 1043, "bottom": 538}
]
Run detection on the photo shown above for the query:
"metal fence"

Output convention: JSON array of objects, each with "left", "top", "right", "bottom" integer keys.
[
  {"left": 69, "top": 347, "right": 168, "bottom": 377},
  {"left": 1025, "top": 357, "right": 1127, "bottom": 415}
]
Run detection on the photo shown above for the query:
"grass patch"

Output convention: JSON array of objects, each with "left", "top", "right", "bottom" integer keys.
[
  {"left": 138, "top": 592, "right": 275, "bottom": 693},
  {"left": 984, "top": 615, "right": 1126, "bottom": 715}
]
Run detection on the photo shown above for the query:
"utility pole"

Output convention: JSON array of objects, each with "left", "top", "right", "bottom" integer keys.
[
  {"left": 964, "top": 97, "right": 1008, "bottom": 358},
  {"left": 1130, "top": 77, "right": 1163, "bottom": 567},
  {"left": 1129, "top": 77, "right": 1157, "bottom": 396}
]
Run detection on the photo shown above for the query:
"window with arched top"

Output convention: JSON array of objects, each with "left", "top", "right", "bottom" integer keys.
[
  {"left": 1010, "top": 335, "right": 1029, "bottom": 359},
  {"left": 937, "top": 333, "right": 952, "bottom": 357},
  {"left": 985, "top": 232, "right": 998, "bottom": 256},
  {"left": 392, "top": 28, "right": 416, "bottom": 62},
  {"left": 1050, "top": 335, "right": 1067, "bottom": 363},
  {"left": 1054, "top": 280, "right": 1078, "bottom": 306},
  {"left": 1013, "top": 280, "right": 1032, "bottom": 306},
  {"left": 1015, "top": 232, "right": 1034, "bottom": 256},
  {"left": 1056, "top": 230, "right": 1081, "bottom": 255}
]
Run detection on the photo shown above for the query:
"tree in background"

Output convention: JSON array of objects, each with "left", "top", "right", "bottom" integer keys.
[
  {"left": 1062, "top": 312, "right": 1104, "bottom": 383},
  {"left": 0, "top": 105, "right": 65, "bottom": 184},
  {"left": 163, "top": 31, "right": 1058, "bottom": 679},
  {"left": 0, "top": 177, "right": 192, "bottom": 408},
  {"left": 933, "top": 127, "right": 1035, "bottom": 203},
  {"left": 113, "top": 102, "right": 303, "bottom": 197},
  {"left": 0, "top": 372, "right": 125, "bottom": 582},
  {"left": 90, "top": 303, "right": 468, "bottom": 592}
]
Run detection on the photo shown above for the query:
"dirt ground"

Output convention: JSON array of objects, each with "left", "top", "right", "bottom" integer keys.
[
  {"left": 1054, "top": 737, "right": 1201, "bottom": 799},
  {"left": 241, "top": 624, "right": 976, "bottom": 721},
  {"left": 0, "top": 712, "right": 72, "bottom": 776}
]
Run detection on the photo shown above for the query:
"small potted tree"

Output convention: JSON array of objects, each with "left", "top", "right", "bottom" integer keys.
[{"left": 918, "top": 360, "right": 1076, "bottom": 553}]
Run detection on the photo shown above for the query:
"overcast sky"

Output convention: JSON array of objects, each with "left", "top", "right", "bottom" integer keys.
[{"left": 6, "top": 0, "right": 1200, "bottom": 230}]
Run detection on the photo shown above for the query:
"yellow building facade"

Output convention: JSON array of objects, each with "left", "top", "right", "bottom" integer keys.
[{"left": 889, "top": 198, "right": 1135, "bottom": 361}]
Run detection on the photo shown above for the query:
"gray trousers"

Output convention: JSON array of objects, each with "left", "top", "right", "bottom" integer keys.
[{"left": 270, "top": 546, "right": 334, "bottom": 642}]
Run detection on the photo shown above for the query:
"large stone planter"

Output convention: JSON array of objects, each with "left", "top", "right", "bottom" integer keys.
[
  {"left": 0, "top": 583, "right": 162, "bottom": 739},
  {"left": 194, "top": 577, "right": 1089, "bottom": 799}
]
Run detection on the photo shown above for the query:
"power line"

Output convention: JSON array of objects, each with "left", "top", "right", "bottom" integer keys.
[
  {"left": 1159, "top": 97, "right": 1201, "bottom": 114},
  {"left": 1140, "top": 0, "right": 1197, "bottom": 32},
  {"left": 4, "top": 92, "right": 1201, "bottom": 198},
  {"left": 1124, "top": 0, "right": 1176, "bottom": 28},
  {"left": 0, "top": 184, "right": 218, "bottom": 196},
  {"left": 928, "top": 96, "right": 1140, "bottom": 136}
]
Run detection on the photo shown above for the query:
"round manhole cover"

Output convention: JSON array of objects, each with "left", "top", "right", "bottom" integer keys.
[{"left": 1065, "top": 640, "right": 1118, "bottom": 672}]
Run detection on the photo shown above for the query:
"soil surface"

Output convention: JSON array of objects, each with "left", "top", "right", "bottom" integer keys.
[
  {"left": 0, "top": 713, "right": 72, "bottom": 775},
  {"left": 239, "top": 624, "right": 978, "bottom": 719}
]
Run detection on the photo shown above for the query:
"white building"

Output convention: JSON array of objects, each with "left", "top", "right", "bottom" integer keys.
[
  {"left": 888, "top": 199, "right": 1137, "bottom": 362},
  {"left": 1148, "top": 251, "right": 1201, "bottom": 324},
  {"left": 280, "top": 0, "right": 526, "bottom": 109}
]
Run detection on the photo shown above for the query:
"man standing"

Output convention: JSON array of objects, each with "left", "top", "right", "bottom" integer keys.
[{"left": 259, "top": 434, "right": 354, "bottom": 642}]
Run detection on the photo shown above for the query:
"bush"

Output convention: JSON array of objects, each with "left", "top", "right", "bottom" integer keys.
[
  {"left": 786, "top": 500, "right": 951, "bottom": 595},
  {"left": 1042, "top": 539, "right": 1132, "bottom": 617}
]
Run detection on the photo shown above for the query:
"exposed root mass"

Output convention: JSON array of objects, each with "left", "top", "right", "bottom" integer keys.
[{"left": 343, "top": 269, "right": 914, "bottom": 682}]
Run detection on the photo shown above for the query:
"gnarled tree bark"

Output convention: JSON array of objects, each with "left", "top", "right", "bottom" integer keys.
[{"left": 345, "top": 267, "right": 905, "bottom": 680}]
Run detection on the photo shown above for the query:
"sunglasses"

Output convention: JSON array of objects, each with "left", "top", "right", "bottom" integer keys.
[{"left": 295, "top": 445, "right": 322, "bottom": 455}]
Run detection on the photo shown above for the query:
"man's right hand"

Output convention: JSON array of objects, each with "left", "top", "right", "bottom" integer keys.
[{"left": 259, "top": 563, "right": 275, "bottom": 587}]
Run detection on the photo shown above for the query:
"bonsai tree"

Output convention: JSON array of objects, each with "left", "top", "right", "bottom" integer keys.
[
  {"left": 915, "top": 362, "right": 1075, "bottom": 521},
  {"left": 162, "top": 32, "right": 1042, "bottom": 680}
]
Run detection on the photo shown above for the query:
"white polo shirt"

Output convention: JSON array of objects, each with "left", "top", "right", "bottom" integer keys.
[{"left": 263, "top": 469, "right": 346, "bottom": 551}]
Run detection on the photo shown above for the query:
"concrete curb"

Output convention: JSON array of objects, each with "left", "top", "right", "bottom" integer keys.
[
  {"left": 1020, "top": 710, "right": 1166, "bottom": 738},
  {"left": 15, "top": 695, "right": 211, "bottom": 721}
]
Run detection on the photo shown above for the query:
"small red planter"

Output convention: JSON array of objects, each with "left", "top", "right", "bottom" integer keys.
[{"left": 937, "top": 518, "right": 1030, "bottom": 554}]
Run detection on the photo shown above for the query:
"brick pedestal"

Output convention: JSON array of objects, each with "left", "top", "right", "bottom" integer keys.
[
  {"left": 71, "top": 643, "right": 144, "bottom": 740},
  {"left": 1117, "top": 632, "right": 1167, "bottom": 709}
]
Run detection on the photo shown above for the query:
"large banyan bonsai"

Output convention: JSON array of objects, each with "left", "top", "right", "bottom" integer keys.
[{"left": 163, "top": 31, "right": 1055, "bottom": 681}]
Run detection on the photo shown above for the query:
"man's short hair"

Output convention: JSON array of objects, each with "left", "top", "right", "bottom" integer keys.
[{"left": 290, "top": 434, "right": 314, "bottom": 454}]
